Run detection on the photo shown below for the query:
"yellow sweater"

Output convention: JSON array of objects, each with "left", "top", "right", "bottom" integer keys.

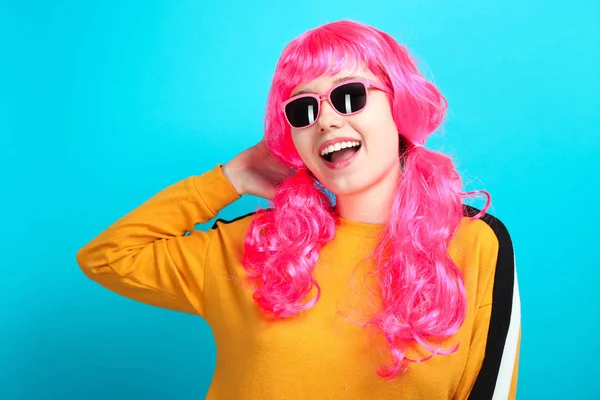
[{"left": 76, "top": 165, "right": 521, "bottom": 400}]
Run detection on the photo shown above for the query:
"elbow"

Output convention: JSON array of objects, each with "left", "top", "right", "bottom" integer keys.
[
  {"left": 76, "top": 244, "right": 96, "bottom": 277},
  {"left": 76, "top": 240, "right": 138, "bottom": 279},
  {"left": 75, "top": 241, "right": 110, "bottom": 279}
]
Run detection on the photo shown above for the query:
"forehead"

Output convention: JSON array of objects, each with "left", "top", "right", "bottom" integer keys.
[{"left": 290, "top": 65, "right": 377, "bottom": 97}]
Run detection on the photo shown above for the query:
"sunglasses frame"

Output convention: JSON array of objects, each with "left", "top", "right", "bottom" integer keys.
[{"left": 281, "top": 77, "right": 389, "bottom": 129}]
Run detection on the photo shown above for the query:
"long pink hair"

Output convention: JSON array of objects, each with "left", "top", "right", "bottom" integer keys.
[{"left": 242, "top": 20, "right": 490, "bottom": 379}]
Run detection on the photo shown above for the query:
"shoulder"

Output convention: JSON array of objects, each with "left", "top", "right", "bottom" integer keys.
[
  {"left": 210, "top": 210, "right": 259, "bottom": 237},
  {"left": 462, "top": 205, "right": 512, "bottom": 242},
  {"left": 458, "top": 205, "right": 514, "bottom": 262},
  {"left": 198, "top": 211, "right": 260, "bottom": 269}
]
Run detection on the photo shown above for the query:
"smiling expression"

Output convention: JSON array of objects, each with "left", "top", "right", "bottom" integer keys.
[{"left": 288, "top": 65, "right": 402, "bottom": 198}]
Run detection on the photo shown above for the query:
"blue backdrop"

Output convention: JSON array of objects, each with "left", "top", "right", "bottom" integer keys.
[{"left": 1, "top": 1, "right": 598, "bottom": 399}]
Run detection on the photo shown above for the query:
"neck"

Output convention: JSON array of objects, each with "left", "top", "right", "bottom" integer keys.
[{"left": 335, "top": 164, "right": 400, "bottom": 224}]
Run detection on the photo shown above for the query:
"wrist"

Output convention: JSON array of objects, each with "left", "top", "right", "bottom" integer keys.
[{"left": 221, "top": 164, "right": 245, "bottom": 196}]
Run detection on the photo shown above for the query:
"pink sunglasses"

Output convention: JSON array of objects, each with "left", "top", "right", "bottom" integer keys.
[{"left": 281, "top": 77, "right": 388, "bottom": 129}]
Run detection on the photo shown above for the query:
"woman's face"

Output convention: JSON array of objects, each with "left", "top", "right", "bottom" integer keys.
[{"left": 289, "top": 65, "right": 401, "bottom": 198}]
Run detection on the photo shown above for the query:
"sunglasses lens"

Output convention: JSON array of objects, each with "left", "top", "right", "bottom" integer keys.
[
  {"left": 285, "top": 97, "right": 319, "bottom": 128},
  {"left": 330, "top": 82, "right": 367, "bottom": 115}
]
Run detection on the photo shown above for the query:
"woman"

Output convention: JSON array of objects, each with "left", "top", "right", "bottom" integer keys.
[{"left": 77, "top": 20, "right": 521, "bottom": 399}]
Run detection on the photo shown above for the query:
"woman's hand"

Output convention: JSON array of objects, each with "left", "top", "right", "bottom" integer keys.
[{"left": 222, "top": 139, "right": 296, "bottom": 200}]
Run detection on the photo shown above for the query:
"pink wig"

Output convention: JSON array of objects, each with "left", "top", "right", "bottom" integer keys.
[{"left": 242, "top": 20, "right": 490, "bottom": 378}]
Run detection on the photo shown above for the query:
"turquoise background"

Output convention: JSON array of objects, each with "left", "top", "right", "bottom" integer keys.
[{"left": 1, "top": 1, "right": 598, "bottom": 399}]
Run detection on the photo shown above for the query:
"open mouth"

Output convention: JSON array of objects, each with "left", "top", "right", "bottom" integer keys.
[{"left": 320, "top": 141, "right": 362, "bottom": 163}]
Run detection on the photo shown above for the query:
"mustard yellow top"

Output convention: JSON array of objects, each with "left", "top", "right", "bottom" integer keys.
[{"left": 76, "top": 165, "right": 520, "bottom": 399}]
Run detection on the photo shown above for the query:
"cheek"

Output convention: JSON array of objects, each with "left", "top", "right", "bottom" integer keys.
[
  {"left": 291, "top": 132, "right": 315, "bottom": 164},
  {"left": 356, "top": 109, "right": 398, "bottom": 148},
  {"left": 359, "top": 96, "right": 397, "bottom": 133}
]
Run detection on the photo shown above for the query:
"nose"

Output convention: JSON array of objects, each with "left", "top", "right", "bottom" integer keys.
[{"left": 317, "top": 98, "right": 343, "bottom": 133}]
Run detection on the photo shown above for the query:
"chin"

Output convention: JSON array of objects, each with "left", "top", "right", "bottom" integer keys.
[{"left": 319, "top": 177, "right": 370, "bottom": 197}]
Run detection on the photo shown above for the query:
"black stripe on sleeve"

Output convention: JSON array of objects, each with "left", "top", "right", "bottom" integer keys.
[
  {"left": 463, "top": 205, "right": 516, "bottom": 400},
  {"left": 210, "top": 210, "right": 260, "bottom": 230}
]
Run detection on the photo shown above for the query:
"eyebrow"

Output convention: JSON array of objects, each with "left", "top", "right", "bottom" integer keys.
[{"left": 290, "top": 75, "right": 361, "bottom": 98}]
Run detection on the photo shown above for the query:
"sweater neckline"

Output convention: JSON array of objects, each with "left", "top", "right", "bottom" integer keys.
[{"left": 335, "top": 215, "right": 386, "bottom": 238}]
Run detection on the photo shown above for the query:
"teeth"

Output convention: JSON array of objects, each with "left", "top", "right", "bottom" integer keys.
[{"left": 320, "top": 141, "right": 361, "bottom": 156}]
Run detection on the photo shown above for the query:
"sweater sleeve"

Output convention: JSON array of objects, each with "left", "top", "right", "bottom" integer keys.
[
  {"left": 76, "top": 165, "right": 240, "bottom": 318},
  {"left": 456, "top": 215, "right": 521, "bottom": 400}
]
